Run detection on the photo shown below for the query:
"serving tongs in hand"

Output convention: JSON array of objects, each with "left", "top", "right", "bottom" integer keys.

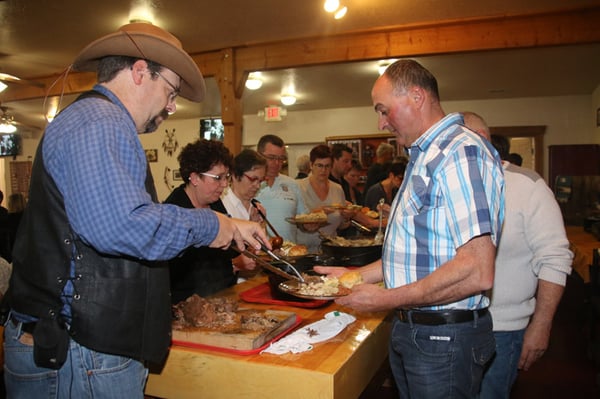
[{"left": 230, "top": 244, "right": 305, "bottom": 283}]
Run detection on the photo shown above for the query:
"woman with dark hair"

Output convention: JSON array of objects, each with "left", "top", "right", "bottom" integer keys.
[
  {"left": 222, "top": 149, "right": 268, "bottom": 271},
  {"left": 297, "top": 144, "right": 352, "bottom": 251},
  {"left": 364, "top": 161, "right": 407, "bottom": 211},
  {"left": 164, "top": 139, "right": 239, "bottom": 302}
]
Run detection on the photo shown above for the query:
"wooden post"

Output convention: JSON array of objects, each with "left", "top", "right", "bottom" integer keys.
[{"left": 216, "top": 48, "right": 244, "bottom": 154}]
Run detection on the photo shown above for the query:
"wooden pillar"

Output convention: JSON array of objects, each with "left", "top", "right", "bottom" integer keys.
[{"left": 216, "top": 48, "right": 244, "bottom": 154}]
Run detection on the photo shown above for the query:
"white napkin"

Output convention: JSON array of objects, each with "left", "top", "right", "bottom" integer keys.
[{"left": 261, "top": 311, "right": 356, "bottom": 355}]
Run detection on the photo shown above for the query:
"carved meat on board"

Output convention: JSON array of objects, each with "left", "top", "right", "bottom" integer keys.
[{"left": 171, "top": 294, "right": 297, "bottom": 350}]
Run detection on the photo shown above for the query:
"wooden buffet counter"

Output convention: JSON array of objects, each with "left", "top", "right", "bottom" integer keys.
[
  {"left": 566, "top": 225, "right": 599, "bottom": 283},
  {"left": 145, "top": 276, "right": 392, "bottom": 399}
]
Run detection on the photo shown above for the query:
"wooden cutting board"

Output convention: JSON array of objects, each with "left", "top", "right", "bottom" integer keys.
[{"left": 171, "top": 309, "right": 297, "bottom": 350}]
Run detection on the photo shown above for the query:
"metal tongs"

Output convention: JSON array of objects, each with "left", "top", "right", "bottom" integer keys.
[{"left": 230, "top": 243, "right": 305, "bottom": 283}]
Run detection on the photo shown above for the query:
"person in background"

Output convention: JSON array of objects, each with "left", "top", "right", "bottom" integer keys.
[
  {"left": 315, "top": 59, "right": 504, "bottom": 399},
  {"left": 344, "top": 159, "right": 364, "bottom": 206},
  {"left": 165, "top": 140, "right": 243, "bottom": 302},
  {"left": 295, "top": 154, "right": 310, "bottom": 179},
  {"left": 507, "top": 152, "right": 523, "bottom": 166},
  {"left": 363, "top": 161, "right": 406, "bottom": 211},
  {"left": 297, "top": 144, "right": 353, "bottom": 251},
  {"left": 221, "top": 149, "right": 268, "bottom": 272},
  {"left": 463, "top": 111, "right": 573, "bottom": 399},
  {"left": 255, "top": 134, "right": 308, "bottom": 243},
  {"left": 329, "top": 143, "right": 353, "bottom": 201},
  {"left": 0, "top": 190, "right": 8, "bottom": 220},
  {"left": 364, "top": 142, "right": 394, "bottom": 191},
  {"left": 4, "top": 23, "right": 268, "bottom": 398}
]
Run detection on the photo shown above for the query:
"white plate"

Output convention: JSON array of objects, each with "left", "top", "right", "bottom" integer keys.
[{"left": 278, "top": 279, "right": 348, "bottom": 301}]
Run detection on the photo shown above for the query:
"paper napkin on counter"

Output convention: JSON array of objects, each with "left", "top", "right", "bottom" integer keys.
[{"left": 261, "top": 311, "right": 356, "bottom": 355}]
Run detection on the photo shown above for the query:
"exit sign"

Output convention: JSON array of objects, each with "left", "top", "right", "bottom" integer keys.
[{"left": 264, "top": 106, "right": 282, "bottom": 122}]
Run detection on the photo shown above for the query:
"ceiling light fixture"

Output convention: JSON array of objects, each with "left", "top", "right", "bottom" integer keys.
[
  {"left": 0, "top": 119, "right": 17, "bottom": 133},
  {"left": 280, "top": 95, "right": 297, "bottom": 106},
  {"left": 323, "top": 0, "right": 347, "bottom": 19},
  {"left": 334, "top": 6, "right": 347, "bottom": 19},
  {"left": 245, "top": 72, "right": 263, "bottom": 90},
  {"left": 377, "top": 59, "right": 397, "bottom": 75},
  {"left": 0, "top": 108, "right": 17, "bottom": 133},
  {"left": 378, "top": 63, "right": 390, "bottom": 75},
  {"left": 324, "top": 0, "right": 339, "bottom": 12}
]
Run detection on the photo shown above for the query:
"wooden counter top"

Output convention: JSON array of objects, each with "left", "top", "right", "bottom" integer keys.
[{"left": 145, "top": 276, "right": 392, "bottom": 399}]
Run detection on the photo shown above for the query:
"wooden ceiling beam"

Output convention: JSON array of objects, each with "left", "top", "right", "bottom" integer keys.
[
  {"left": 232, "top": 6, "right": 600, "bottom": 74},
  {"left": 2, "top": 6, "right": 599, "bottom": 103}
]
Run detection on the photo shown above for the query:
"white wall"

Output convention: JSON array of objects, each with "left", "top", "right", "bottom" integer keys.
[
  {"left": 3, "top": 91, "right": 599, "bottom": 202},
  {"left": 245, "top": 94, "right": 600, "bottom": 182}
]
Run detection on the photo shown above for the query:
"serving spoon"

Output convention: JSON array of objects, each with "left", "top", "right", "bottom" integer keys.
[
  {"left": 373, "top": 198, "right": 385, "bottom": 244},
  {"left": 251, "top": 199, "right": 284, "bottom": 249}
]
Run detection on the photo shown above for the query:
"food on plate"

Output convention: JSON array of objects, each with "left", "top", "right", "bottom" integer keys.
[
  {"left": 324, "top": 236, "right": 379, "bottom": 247},
  {"left": 365, "top": 210, "right": 379, "bottom": 219},
  {"left": 172, "top": 294, "right": 280, "bottom": 331},
  {"left": 287, "top": 244, "right": 308, "bottom": 257},
  {"left": 339, "top": 271, "right": 363, "bottom": 288},
  {"left": 294, "top": 211, "right": 328, "bottom": 223},
  {"left": 292, "top": 274, "right": 362, "bottom": 297},
  {"left": 360, "top": 207, "right": 379, "bottom": 219}
]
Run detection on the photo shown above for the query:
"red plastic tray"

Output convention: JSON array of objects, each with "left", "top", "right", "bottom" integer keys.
[
  {"left": 239, "top": 282, "right": 330, "bottom": 308},
  {"left": 171, "top": 315, "right": 302, "bottom": 355}
]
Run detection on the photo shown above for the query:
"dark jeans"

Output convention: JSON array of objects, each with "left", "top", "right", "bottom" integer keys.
[
  {"left": 480, "top": 329, "right": 525, "bottom": 399},
  {"left": 389, "top": 310, "right": 495, "bottom": 399}
]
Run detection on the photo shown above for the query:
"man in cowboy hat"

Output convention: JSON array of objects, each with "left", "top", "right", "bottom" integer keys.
[{"left": 3, "top": 22, "right": 269, "bottom": 398}]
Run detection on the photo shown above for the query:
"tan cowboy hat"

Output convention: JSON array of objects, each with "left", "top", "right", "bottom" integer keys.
[{"left": 72, "top": 22, "right": 205, "bottom": 102}]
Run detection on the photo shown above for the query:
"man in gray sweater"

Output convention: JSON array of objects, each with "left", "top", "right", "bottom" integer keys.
[{"left": 463, "top": 112, "right": 573, "bottom": 399}]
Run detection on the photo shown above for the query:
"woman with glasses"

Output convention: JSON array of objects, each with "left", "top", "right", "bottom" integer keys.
[
  {"left": 164, "top": 139, "right": 239, "bottom": 303},
  {"left": 297, "top": 144, "right": 351, "bottom": 252},
  {"left": 221, "top": 150, "right": 269, "bottom": 273}
]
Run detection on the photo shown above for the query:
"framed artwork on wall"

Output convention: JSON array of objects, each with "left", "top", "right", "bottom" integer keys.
[
  {"left": 173, "top": 169, "right": 182, "bottom": 181},
  {"left": 145, "top": 149, "right": 158, "bottom": 163}
]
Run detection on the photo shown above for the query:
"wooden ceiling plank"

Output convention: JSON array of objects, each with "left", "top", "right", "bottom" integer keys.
[{"left": 2, "top": 7, "right": 599, "bottom": 103}]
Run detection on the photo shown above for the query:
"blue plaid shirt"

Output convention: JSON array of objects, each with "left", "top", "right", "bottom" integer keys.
[
  {"left": 43, "top": 85, "right": 219, "bottom": 260},
  {"left": 382, "top": 113, "right": 505, "bottom": 310}
]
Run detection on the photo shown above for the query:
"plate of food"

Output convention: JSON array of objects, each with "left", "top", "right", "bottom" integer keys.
[
  {"left": 323, "top": 204, "right": 362, "bottom": 212},
  {"left": 278, "top": 272, "right": 363, "bottom": 300},
  {"left": 286, "top": 211, "right": 329, "bottom": 226}
]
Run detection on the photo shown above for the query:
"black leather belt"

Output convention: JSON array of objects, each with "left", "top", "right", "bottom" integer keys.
[
  {"left": 10, "top": 317, "right": 37, "bottom": 334},
  {"left": 396, "top": 308, "right": 488, "bottom": 325}
]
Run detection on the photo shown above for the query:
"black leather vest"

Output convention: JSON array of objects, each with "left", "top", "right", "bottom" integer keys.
[{"left": 9, "top": 97, "right": 171, "bottom": 364}]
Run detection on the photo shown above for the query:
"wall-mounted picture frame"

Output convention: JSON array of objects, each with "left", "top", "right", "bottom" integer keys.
[
  {"left": 173, "top": 169, "right": 182, "bottom": 181},
  {"left": 145, "top": 149, "right": 158, "bottom": 163},
  {"left": 597, "top": 107, "right": 600, "bottom": 127}
]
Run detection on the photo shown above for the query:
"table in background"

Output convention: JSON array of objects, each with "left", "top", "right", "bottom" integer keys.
[
  {"left": 145, "top": 276, "right": 392, "bottom": 399},
  {"left": 566, "top": 225, "right": 599, "bottom": 283}
]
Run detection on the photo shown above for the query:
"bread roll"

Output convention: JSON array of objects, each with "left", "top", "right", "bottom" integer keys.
[
  {"left": 288, "top": 244, "right": 308, "bottom": 257},
  {"left": 339, "top": 271, "right": 363, "bottom": 288}
]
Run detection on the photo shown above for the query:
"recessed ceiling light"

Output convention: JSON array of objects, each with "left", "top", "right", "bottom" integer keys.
[
  {"left": 245, "top": 72, "right": 263, "bottom": 90},
  {"left": 281, "top": 95, "right": 297, "bottom": 106},
  {"left": 324, "top": 0, "right": 339, "bottom": 12},
  {"left": 334, "top": 6, "right": 347, "bottom": 19}
]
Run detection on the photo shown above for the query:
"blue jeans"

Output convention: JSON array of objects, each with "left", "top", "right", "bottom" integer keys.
[
  {"left": 3, "top": 320, "right": 149, "bottom": 398},
  {"left": 480, "top": 329, "right": 525, "bottom": 399},
  {"left": 389, "top": 311, "right": 495, "bottom": 399}
]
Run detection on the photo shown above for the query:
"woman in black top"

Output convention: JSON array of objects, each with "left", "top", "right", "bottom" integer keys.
[{"left": 164, "top": 139, "right": 237, "bottom": 303}]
